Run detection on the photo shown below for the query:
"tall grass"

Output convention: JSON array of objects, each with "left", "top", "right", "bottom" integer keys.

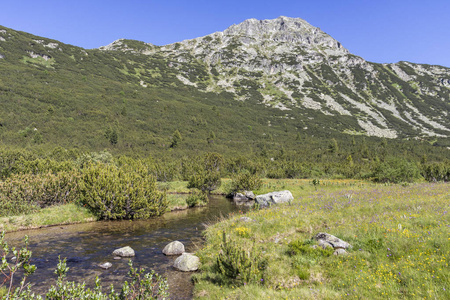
[{"left": 193, "top": 182, "right": 450, "bottom": 299}]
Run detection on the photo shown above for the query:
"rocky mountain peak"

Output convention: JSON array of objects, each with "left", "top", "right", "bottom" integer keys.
[
  {"left": 94, "top": 17, "right": 449, "bottom": 140},
  {"left": 222, "top": 16, "right": 347, "bottom": 53}
]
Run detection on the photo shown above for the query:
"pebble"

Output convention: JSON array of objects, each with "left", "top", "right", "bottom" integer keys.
[{"left": 99, "top": 262, "right": 112, "bottom": 269}]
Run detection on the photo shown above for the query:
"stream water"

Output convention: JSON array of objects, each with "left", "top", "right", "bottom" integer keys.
[{"left": 5, "top": 196, "right": 241, "bottom": 299}]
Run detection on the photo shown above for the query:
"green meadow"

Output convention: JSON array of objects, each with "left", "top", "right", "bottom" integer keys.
[{"left": 192, "top": 180, "right": 449, "bottom": 299}]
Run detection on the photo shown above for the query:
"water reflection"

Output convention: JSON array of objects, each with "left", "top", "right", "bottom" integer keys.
[{"left": 5, "top": 196, "right": 241, "bottom": 299}]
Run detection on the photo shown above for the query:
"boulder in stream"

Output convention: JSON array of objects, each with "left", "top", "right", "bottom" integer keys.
[
  {"left": 173, "top": 253, "right": 200, "bottom": 272},
  {"left": 163, "top": 241, "right": 185, "bottom": 255},
  {"left": 112, "top": 246, "right": 135, "bottom": 257}
]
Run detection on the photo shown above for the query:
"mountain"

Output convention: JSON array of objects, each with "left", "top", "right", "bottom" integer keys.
[
  {"left": 0, "top": 16, "right": 449, "bottom": 156},
  {"left": 100, "top": 16, "right": 450, "bottom": 139}
]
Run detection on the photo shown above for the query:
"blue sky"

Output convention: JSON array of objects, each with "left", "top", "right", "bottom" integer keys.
[{"left": 1, "top": 0, "right": 449, "bottom": 67}]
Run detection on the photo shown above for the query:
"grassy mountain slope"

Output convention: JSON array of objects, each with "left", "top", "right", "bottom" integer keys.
[{"left": 0, "top": 21, "right": 449, "bottom": 163}]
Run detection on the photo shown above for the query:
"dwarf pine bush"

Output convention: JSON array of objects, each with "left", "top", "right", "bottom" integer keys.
[
  {"left": 0, "top": 171, "right": 79, "bottom": 217},
  {"left": 79, "top": 163, "right": 167, "bottom": 220},
  {"left": 229, "top": 170, "right": 262, "bottom": 193},
  {"left": 216, "top": 232, "right": 267, "bottom": 286},
  {"left": 186, "top": 189, "right": 208, "bottom": 207}
]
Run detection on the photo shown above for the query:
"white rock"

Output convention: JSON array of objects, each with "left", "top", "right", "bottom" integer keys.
[
  {"left": 173, "top": 253, "right": 200, "bottom": 272},
  {"left": 162, "top": 241, "right": 185, "bottom": 256},
  {"left": 112, "top": 246, "right": 135, "bottom": 257}
]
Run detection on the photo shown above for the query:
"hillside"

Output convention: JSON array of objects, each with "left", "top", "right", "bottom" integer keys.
[{"left": 0, "top": 17, "right": 449, "bottom": 159}]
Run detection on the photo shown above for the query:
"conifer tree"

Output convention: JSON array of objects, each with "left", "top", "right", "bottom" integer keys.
[{"left": 171, "top": 129, "right": 182, "bottom": 148}]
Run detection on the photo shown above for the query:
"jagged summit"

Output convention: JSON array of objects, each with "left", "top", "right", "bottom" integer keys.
[
  {"left": 220, "top": 16, "right": 347, "bottom": 53},
  {"left": 99, "top": 16, "right": 347, "bottom": 56}
]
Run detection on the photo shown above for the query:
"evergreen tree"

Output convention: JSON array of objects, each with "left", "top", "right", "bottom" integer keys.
[
  {"left": 328, "top": 138, "right": 339, "bottom": 153},
  {"left": 105, "top": 127, "right": 118, "bottom": 145},
  {"left": 109, "top": 128, "right": 118, "bottom": 145},
  {"left": 171, "top": 129, "right": 182, "bottom": 148},
  {"left": 207, "top": 131, "right": 216, "bottom": 144}
]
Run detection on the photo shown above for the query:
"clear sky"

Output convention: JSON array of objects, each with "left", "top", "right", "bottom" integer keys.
[{"left": 1, "top": 0, "right": 449, "bottom": 67}]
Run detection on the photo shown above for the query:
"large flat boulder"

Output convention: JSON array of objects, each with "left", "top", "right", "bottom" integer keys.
[{"left": 255, "top": 190, "right": 293, "bottom": 207}]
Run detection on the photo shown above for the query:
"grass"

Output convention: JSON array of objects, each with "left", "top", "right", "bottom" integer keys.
[
  {"left": 0, "top": 203, "right": 95, "bottom": 232},
  {"left": 193, "top": 181, "right": 450, "bottom": 299},
  {"left": 167, "top": 193, "right": 189, "bottom": 210}
]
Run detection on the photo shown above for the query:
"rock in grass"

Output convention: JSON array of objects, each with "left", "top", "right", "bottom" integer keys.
[
  {"left": 162, "top": 241, "right": 185, "bottom": 255},
  {"left": 313, "top": 232, "right": 352, "bottom": 250},
  {"left": 173, "top": 253, "right": 200, "bottom": 272},
  {"left": 240, "top": 217, "right": 253, "bottom": 222},
  {"left": 317, "top": 239, "right": 333, "bottom": 249},
  {"left": 333, "top": 249, "right": 348, "bottom": 256},
  {"left": 99, "top": 262, "right": 112, "bottom": 269},
  {"left": 112, "top": 246, "right": 135, "bottom": 257},
  {"left": 232, "top": 191, "right": 256, "bottom": 206},
  {"left": 243, "top": 191, "right": 256, "bottom": 200},
  {"left": 255, "top": 190, "right": 294, "bottom": 207}
]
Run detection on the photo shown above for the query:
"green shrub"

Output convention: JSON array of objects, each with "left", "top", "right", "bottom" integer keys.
[
  {"left": 372, "top": 157, "right": 421, "bottom": 183},
  {"left": 187, "top": 153, "right": 224, "bottom": 193},
  {"left": 75, "top": 151, "right": 114, "bottom": 168},
  {"left": 229, "top": 170, "right": 262, "bottom": 193},
  {"left": 14, "top": 158, "right": 76, "bottom": 176},
  {"left": 287, "top": 240, "right": 334, "bottom": 258},
  {"left": 294, "top": 267, "right": 310, "bottom": 280},
  {"left": 422, "top": 161, "right": 450, "bottom": 182},
  {"left": 187, "top": 170, "right": 221, "bottom": 193},
  {"left": 79, "top": 163, "right": 167, "bottom": 220},
  {"left": 216, "top": 232, "right": 267, "bottom": 286},
  {"left": 186, "top": 189, "right": 208, "bottom": 207},
  {"left": 0, "top": 171, "right": 79, "bottom": 217}
]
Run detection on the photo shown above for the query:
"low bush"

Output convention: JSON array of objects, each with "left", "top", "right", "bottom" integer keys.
[
  {"left": 422, "top": 161, "right": 450, "bottom": 182},
  {"left": 372, "top": 157, "right": 421, "bottom": 183},
  {"left": 287, "top": 239, "right": 334, "bottom": 258},
  {"left": 0, "top": 171, "right": 79, "bottom": 217},
  {"left": 216, "top": 232, "right": 267, "bottom": 286},
  {"left": 187, "top": 153, "right": 223, "bottom": 193},
  {"left": 187, "top": 170, "right": 221, "bottom": 193},
  {"left": 186, "top": 189, "right": 208, "bottom": 207},
  {"left": 229, "top": 170, "right": 262, "bottom": 193},
  {"left": 78, "top": 163, "right": 167, "bottom": 220}
]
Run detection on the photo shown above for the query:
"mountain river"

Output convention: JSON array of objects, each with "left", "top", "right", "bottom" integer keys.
[{"left": 5, "top": 195, "right": 241, "bottom": 299}]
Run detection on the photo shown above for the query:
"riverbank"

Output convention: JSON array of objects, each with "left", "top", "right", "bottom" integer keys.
[
  {"left": 0, "top": 179, "right": 369, "bottom": 233},
  {"left": 0, "top": 179, "right": 234, "bottom": 233},
  {"left": 0, "top": 204, "right": 95, "bottom": 233},
  {"left": 192, "top": 181, "right": 450, "bottom": 299}
]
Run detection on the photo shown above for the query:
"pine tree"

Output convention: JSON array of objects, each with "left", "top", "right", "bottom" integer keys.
[
  {"left": 171, "top": 129, "right": 182, "bottom": 148},
  {"left": 207, "top": 131, "right": 216, "bottom": 144}
]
